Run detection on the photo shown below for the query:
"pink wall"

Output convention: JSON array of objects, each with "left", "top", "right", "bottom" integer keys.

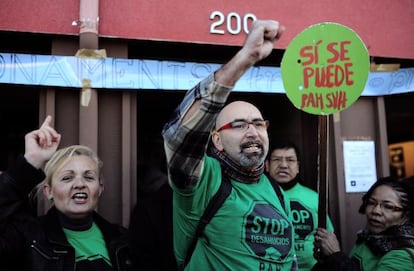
[{"left": 1, "top": 0, "right": 413, "bottom": 59}]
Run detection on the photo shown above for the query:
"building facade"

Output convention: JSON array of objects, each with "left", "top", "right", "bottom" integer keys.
[{"left": 1, "top": 0, "right": 413, "bottom": 253}]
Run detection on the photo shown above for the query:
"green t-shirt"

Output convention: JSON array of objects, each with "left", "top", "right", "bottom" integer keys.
[
  {"left": 283, "top": 183, "right": 334, "bottom": 271},
  {"left": 63, "top": 222, "right": 112, "bottom": 271},
  {"left": 172, "top": 156, "right": 296, "bottom": 271},
  {"left": 350, "top": 242, "right": 414, "bottom": 270}
]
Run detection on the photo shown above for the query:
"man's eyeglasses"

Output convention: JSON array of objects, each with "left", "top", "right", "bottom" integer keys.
[
  {"left": 269, "top": 156, "right": 298, "bottom": 165},
  {"left": 216, "top": 119, "right": 269, "bottom": 132},
  {"left": 366, "top": 198, "right": 405, "bottom": 213}
]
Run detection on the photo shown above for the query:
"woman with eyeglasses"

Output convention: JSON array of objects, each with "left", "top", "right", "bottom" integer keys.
[{"left": 312, "top": 176, "right": 414, "bottom": 271}]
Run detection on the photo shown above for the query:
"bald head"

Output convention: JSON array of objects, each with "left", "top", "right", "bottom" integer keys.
[
  {"left": 212, "top": 100, "right": 269, "bottom": 169},
  {"left": 216, "top": 101, "right": 264, "bottom": 130}
]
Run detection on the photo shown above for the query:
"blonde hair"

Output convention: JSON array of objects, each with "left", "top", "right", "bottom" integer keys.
[{"left": 37, "top": 145, "right": 103, "bottom": 193}]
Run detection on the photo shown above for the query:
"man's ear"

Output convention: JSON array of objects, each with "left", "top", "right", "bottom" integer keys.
[
  {"left": 211, "top": 131, "right": 224, "bottom": 151},
  {"left": 265, "top": 160, "right": 270, "bottom": 172}
]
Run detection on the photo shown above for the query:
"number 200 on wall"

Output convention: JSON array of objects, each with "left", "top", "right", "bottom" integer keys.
[{"left": 210, "top": 11, "right": 257, "bottom": 35}]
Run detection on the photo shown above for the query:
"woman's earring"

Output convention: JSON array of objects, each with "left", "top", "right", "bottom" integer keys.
[{"left": 48, "top": 195, "right": 54, "bottom": 201}]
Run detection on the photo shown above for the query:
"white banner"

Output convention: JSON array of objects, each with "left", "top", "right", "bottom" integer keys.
[{"left": 0, "top": 53, "right": 413, "bottom": 96}]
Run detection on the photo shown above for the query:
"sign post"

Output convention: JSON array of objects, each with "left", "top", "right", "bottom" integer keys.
[{"left": 281, "top": 22, "right": 369, "bottom": 230}]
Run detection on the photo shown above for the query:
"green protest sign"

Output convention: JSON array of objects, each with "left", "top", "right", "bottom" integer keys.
[{"left": 281, "top": 22, "right": 369, "bottom": 115}]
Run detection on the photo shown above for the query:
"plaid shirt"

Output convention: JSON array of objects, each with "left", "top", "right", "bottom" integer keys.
[{"left": 162, "top": 73, "right": 232, "bottom": 189}]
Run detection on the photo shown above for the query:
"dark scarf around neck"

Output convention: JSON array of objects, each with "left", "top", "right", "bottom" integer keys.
[
  {"left": 57, "top": 210, "right": 94, "bottom": 231},
  {"left": 209, "top": 145, "right": 264, "bottom": 183},
  {"left": 357, "top": 223, "right": 414, "bottom": 256},
  {"left": 267, "top": 174, "right": 300, "bottom": 191}
]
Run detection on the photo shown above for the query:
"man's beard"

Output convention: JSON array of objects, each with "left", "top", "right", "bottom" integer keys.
[
  {"left": 238, "top": 140, "right": 266, "bottom": 168},
  {"left": 238, "top": 150, "right": 265, "bottom": 168}
]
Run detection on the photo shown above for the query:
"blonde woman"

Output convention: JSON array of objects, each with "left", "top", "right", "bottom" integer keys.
[{"left": 0, "top": 116, "right": 132, "bottom": 271}]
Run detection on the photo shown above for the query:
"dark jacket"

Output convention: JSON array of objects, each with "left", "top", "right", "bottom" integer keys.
[
  {"left": 0, "top": 156, "right": 133, "bottom": 271},
  {"left": 129, "top": 181, "right": 178, "bottom": 271}
]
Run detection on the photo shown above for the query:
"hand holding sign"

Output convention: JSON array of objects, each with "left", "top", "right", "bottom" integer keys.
[{"left": 280, "top": 23, "right": 369, "bottom": 258}]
